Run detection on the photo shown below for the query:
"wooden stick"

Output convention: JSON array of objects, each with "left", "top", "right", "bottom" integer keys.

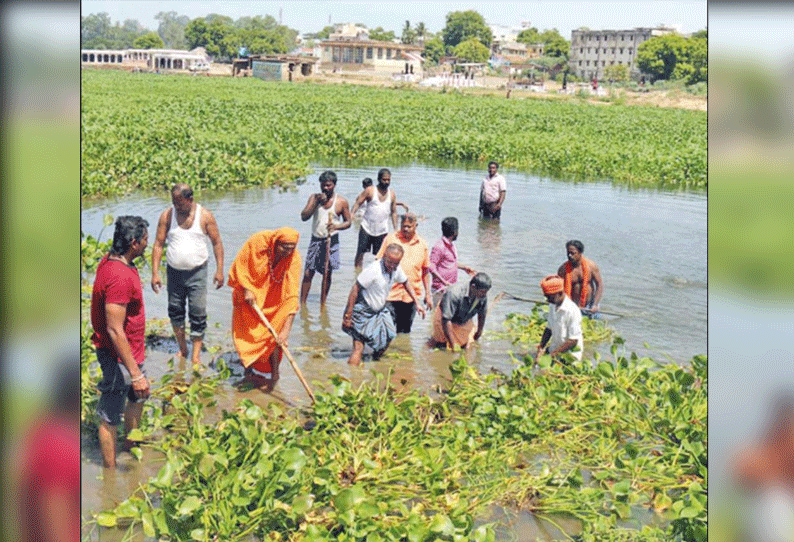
[
  {"left": 250, "top": 303, "right": 316, "bottom": 403},
  {"left": 321, "top": 213, "right": 332, "bottom": 305},
  {"left": 496, "top": 291, "right": 625, "bottom": 318}
]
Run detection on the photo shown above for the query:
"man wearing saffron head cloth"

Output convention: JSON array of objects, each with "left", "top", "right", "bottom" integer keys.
[
  {"left": 535, "top": 275, "right": 583, "bottom": 362},
  {"left": 557, "top": 240, "right": 603, "bottom": 313},
  {"left": 228, "top": 228, "right": 301, "bottom": 390}
]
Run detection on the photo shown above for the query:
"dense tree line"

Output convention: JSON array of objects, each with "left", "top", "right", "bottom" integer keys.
[
  {"left": 82, "top": 9, "right": 707, "bottom": 83},
  {"left": 81, "top": 11, "right": 298, "bottom": 60}
]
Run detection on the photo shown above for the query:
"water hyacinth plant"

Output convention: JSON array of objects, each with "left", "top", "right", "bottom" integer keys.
[
  {"left": 84, "top": 334, "right": 705, "bottom": 541},
  {"left": 81, "top": 70, "right": 705, "bottom": 197}
]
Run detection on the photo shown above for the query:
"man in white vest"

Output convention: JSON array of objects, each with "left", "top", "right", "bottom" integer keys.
[
  {"left": 351, "top": 168, "right": 399, "bottom": 270},
  {"left": 151, "top": 183, "right": 224, "bottom": 366}
]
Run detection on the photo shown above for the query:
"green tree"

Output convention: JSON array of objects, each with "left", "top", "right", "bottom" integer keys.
[
  {"left": 310, "top": 25, "right": 335, "bottom": 40},
  {"left": 185, "top": 16, "right": 238, "bottom": 60},
  {"left": 415, "top": 22, "right": 428, "bottom": 44},
  {"left": 636, "top": 33, "right": 689, "bottom": 81},
  {"left": 401, "top": 20, "right": 417, "bottom": 45},
  {"left": 155, "top": 11, "right": 190, "bottom": 49},
  {"left": 133, "top": 31, "right": 164, "bottom": 49},
  {"left": 423, "top": 36, "right": 446, "bottom": 64},
  {"left": 689, "top": 37, "right": 707, "bottom": 83},
  {"left": 442, "top": 10, "right": 492, "bottom": 49},
  {"left": 369, "top": 27, "right": 396, "bottom": 42},
  {"left": 81, "top": 12, "right": 112, "bottom": 48},
  {"left": 121, "top": 19, "right": 146, "bottom": 37},
  {"left": 518, "top": 27, "right": 569, "bottom": 59},
  {"left": 692, "top": 28, "right": 707, "bottom": 40},
  {"left": 636, "top": 33, "right": 706, "bottom": 84},
  {"left": 539, "top": 29, "right": 569, "bottom": 59},
  {"left": 516, "top": 26, "right": 540, "bottom": 45},
  {"left": 674, "top": 37, "right": 707, "bottom": 84},
  {"left": 603, "top": 63, "right": 629, "bottom": 82},
  {"left": 453, "top": 37, "right": 489, "bottom": 63},
  {"left": 232, "top": 15, "right": 298, "bottom": 55},
  {"left": 185, "top": 18, "right": 210, "bottom": 49}
]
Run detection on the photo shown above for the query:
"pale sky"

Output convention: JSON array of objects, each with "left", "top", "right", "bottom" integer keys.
[
  {"left": 80, "top": 0, "right": 706, "bottom": 38},
  {"left": 709, "top": 4, "right": 794, "bottom": 62}
]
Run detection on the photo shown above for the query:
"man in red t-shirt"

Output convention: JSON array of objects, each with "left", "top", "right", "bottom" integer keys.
[{"left": 90, "top": 215, "right": 151, "bottom": 468}]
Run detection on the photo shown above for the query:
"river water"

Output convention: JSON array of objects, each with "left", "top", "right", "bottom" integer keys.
[{"left": 81, "top": 163, "right": 706, "bottom": 540}]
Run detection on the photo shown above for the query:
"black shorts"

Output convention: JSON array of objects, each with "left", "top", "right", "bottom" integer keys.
[
  {"left": 479, "top": 202, "right": 502, "bottom": 219},
  {"left": 356, "top": 228, "right": 387, "bottom": 257},
  {"left": 390, "top": 301, "right": 417, "bottom": 334},
  {"left": 96, "top": 348, "right": 146, "bottom": 426}
]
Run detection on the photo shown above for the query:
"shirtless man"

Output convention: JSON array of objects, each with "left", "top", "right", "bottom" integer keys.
[
  {"left": 557, "top": 240, "right": 603, "bottom": 313},
  {"left": 351, "top": 168, "right": 398, "bottom": 270},
  {"left": 299, "top": 170, "right": 351, "bottom": 306}
]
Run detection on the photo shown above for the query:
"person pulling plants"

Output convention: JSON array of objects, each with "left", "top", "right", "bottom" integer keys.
[
  {"left": 342, "top": 243, "right": 426, "bottom": 366},
  {"left": 428, "top": 272, "right": 491, "bottom": 352},
  {"left": 535, "top": 274, "right": 584, "bottom": 362},
  {"left": 228, "top": 227, "right": 301, "bottom": 391},
  {"left": 428, "top": 216, "right": 477, "bottom": 308}
]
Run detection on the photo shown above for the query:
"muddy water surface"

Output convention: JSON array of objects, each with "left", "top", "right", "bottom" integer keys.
[{"left": 81, "top": 163, "right": 706, "bottom": 540}]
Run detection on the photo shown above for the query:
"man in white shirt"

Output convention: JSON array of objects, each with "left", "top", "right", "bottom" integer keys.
[
  {"left": 535, "top": 275, "right": 583, "bottom": 362},
  {"left": 342, "top": 243, "right": 425, "bottom": 366},
  {"left": 479, "top": 161, "right": 506, "bottom": 219}
]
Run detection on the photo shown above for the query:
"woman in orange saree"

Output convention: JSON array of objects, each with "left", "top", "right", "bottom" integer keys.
[{"left": 228, "top": 227, "right": 301, "bottom": 388}]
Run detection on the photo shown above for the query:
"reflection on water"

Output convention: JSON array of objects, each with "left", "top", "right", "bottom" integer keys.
[
  {"left": 476, "top": 217, "right": 502, "bottom": 261},
  {"left": 81, "top": 163, "right": 705, "bottom": 540}
]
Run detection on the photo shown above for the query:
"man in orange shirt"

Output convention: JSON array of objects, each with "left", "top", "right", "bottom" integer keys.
[{"left": 375, "top": 212, "right": 433, "bottom": 333}]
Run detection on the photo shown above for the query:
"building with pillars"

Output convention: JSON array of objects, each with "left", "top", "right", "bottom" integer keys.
[
  {"left": 81, "top": 48, "right": 209, "bottom": 71},
  {"left": 568, "top": 26, "right": 676, "bottom": 81}
]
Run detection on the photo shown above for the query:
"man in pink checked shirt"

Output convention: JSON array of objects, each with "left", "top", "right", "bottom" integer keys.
[{"left": 429, "top": 217, "right": 476, "bottom": 307}]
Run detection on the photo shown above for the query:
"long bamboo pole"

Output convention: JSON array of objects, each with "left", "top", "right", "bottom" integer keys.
[{"left": 250, "top": 303, "right": 316, "bottom": 403}]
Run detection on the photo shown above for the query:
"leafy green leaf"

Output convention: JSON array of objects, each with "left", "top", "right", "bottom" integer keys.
[
  {"left": 95, "top": 512, "right": 116, "bottom": 527},
  {"left": 177, "top": 495, "right": 202, "bottom": 516}
]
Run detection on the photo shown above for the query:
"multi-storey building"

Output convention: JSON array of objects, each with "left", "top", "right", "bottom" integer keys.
[{"left": 568, "top": 26, "right": 676, "bottom": 81}]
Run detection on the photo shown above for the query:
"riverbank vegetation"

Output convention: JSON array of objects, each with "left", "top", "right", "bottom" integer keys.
[
  {"left": 81, "top": 251, "right": 706, "bottom": 542},
  {"left": 81, "top": 69, "right": 705, "bottom": 198},
  {"left": 83, "top": 340, "right": 705, "bottom": 541}
]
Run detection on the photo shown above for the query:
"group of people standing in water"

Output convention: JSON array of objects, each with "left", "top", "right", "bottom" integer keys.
[{"left": 90, "top": 163, "right": 603, "bottom": 468}]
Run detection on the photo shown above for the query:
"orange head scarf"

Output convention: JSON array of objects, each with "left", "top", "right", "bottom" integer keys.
[
  {"left": 228, "top": 227, "right": 301, "bottom": 305},
  {"left": 228, "top": 227, "right": 301, "bottom": 372},
  {"left": 541, "top": 275, "right": 564, "bottom": 295}
]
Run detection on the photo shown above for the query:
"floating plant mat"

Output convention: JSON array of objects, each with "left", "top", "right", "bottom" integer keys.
[
  {"left": 87, "top": 339, "right": 706, "bottom": 542},
  {"left": 492, "top": 306, "right": 615, "bottom": 347}
]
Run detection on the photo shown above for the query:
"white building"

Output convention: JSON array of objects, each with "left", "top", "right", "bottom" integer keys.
[
  {"left": 319, "top": 23, "right": 423, "bottom": 76},
  {"left": 81, "top": 48, "right": 209, "bottom": 71},
  {"left": 568, "top": 26, "right": 676, "bottom": 81}
]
